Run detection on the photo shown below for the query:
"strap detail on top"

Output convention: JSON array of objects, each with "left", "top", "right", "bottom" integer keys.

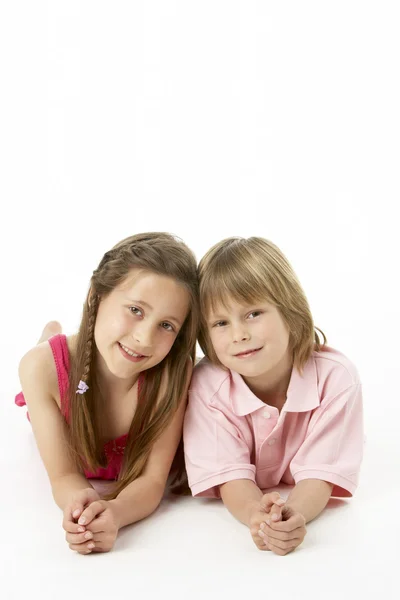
[
  {"left": 47, "top": 334, "right": 143, "bottom": 431},
  {"left": 48, "top": 334, "right": 71, "bottom": 420}
]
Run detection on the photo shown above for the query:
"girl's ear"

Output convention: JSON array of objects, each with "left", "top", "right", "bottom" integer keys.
[
  {"left": 87, "top": 287, "right": 96, "bottom": 308},
  {"left": 88, "top": 289, "right": 101, "bottom": 310}
]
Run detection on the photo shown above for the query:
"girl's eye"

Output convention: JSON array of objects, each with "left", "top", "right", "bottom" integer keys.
[
  {"left": 129, "top": 306, "right": 143, "bottom": 316},
  {"left": 161, "top": 322, "right": 174, "bottom": 332}
]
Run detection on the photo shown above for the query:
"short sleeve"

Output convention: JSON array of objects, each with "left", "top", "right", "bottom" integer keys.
[
  {"left": 183, "top": 391, "right": 256, "bottom": 498},
  {"left": 290, "top": 384, "right": 364, "bottom": 497}
]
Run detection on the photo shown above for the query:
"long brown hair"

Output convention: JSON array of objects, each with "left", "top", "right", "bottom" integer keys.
[
  {"left": 198, "top": 237, "right": 326, "bottom": 373},
  {"left": 66, "top": 232, "right": 199, "bottom": 498}
]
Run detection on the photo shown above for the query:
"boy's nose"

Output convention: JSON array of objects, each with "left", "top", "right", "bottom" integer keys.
[{"left": 232, "top": 326, "right": 250, "bottom": 343}]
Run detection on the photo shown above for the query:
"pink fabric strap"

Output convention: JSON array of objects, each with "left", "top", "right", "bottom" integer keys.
[{"left": 48, "top": 334, "right": 71, "bottom": 420}]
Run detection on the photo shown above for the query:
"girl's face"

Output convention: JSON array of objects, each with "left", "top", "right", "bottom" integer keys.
[
  {"left": 94, "top": 269, "right": 190, "bottom": 382},
  {"left": 207, "top": 298, "right": 291, "bottom": 379}
]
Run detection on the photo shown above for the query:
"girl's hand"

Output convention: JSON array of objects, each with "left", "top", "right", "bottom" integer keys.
[
  {"left": 249, "top": 492, "right": 286, "bottom": 551},
  {"left": 258, "top": 505, "right": 307, "bottom": 556},
  {"left": 74, "top": 499, "right": 121, "bottom": 553},
  {"left": 62, "top": 488, "right": 101, "bottom": 553}
]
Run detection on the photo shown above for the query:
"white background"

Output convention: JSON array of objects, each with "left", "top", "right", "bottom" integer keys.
[{"left": 0, "top": 1, "right": 399, "bottom": 599}]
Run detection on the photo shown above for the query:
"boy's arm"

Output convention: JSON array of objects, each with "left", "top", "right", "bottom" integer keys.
[
  {"left": 219, "top": 479, "right": 285, "bottom": 552},
  {"left": 258, "top": 479, "right": 333, "bottom": 555},
  {"left": 219, "top": 478, "right": 333, "bottom": 527},
  {"left": 219, "top": 479, "right": 265, "bottom": 526},
  {"left": 284, "top": 479, "right": 333, "bottom": 523}
]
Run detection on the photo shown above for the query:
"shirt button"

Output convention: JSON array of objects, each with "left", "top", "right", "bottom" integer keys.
[
  {"left": 263, "top": 410, "right": 271, "bottom": 419},
  {"left": 268, "top": 438, "right": 276, "bottom": 446}
]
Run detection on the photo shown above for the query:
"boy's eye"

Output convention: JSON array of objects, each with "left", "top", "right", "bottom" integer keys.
[
  {"left": 129, "top": 306, "right": 143, "bottom": 316},
  {"left": 248, "top": 311, "right": 261, "bottom": 319},
  {"left": 213, "top": 320, "right": 227, "bottom": 328},
  {"left": 161, "top": 322, "right": 174, "bottom": 332}
]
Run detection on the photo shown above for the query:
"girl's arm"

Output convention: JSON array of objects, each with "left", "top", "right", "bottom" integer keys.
[
  {"left": 284, "top": 478, "right": 333, "bottom": 523},
  {"left": 18, "top": 344, "right": 93, "bottom": 510},
  {"left": 108, "top": 361, "right": 193, "bottom": 529}
]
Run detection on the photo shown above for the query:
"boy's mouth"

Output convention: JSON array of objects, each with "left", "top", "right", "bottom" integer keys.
[{"left": 234, "top": 347, "right": 263, "bottom": 358}]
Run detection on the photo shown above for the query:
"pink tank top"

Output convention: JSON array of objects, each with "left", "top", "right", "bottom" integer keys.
[{"left": 15, "top": 334, "right": 141, "bottom": 481}]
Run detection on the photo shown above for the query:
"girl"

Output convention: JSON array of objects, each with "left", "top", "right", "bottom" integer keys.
[
  {"left": 16, "top": 232, "right": 199, "bottom": 555},
  {"left": 183, "top": 237, "right": 363, "bottom": 556}
]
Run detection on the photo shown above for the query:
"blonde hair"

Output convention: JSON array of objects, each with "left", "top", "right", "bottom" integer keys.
[
  {"left": 67, "top": 232, "right": 199, "bottom": 497},
  {"left": 198, "top": 237, "right": 326, "bottom": 372}
]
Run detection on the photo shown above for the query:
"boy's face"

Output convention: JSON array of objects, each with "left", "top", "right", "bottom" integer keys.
[
  {"left": 94, "top": 268, "right": 190, "bottom": 382},
  {"left": 207, "top": 297, "right": 291, "bottom": 379}
]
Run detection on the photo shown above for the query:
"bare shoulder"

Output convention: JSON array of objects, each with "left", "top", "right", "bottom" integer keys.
[
  {"left": 65, "top": 333, "right": 78, "bottom": 360},
  {"left": 18, "top": 341, "right": 59, "bottom": 400}
]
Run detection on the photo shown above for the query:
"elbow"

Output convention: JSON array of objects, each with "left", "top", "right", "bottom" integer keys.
[
  {"left": 138, "top": 477, "right": 166, "bottom": 517},
  {"left": 148, "top": 478, "right": 166, "bottom": 511}
]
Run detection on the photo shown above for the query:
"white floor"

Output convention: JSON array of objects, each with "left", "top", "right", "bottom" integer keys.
[
  {"left": 2, "top": 2, "right": 399, "bottom": 598},
  {"left": 1, "top": 392, "right": 398, "bottom": 600}
]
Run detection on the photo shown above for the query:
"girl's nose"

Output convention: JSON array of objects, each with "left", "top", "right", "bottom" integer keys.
[{"left": 133, "top": 323, "right": 153, "bottom": 352}]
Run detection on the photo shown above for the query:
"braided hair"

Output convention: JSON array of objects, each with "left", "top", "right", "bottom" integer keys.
[{"left": 66, "top": 233, "right": 199, "bottom": 495}]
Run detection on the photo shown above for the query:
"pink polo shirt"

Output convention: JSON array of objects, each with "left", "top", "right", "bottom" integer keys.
[{"left": 183, "top": 346, "right": 363, "bottom": 499}]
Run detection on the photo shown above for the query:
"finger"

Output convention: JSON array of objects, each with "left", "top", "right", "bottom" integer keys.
[
  {"left": 250, "top": 523, "right": 270, "bottom": 551},
  {"left": 252, "top": 534, "right": 270, "bottom": 552},
  {"left": 85, "top": 519, "right": 105, "bottom": 534},
  {"left": 260, "top": 492, "right": 285, "bottom": 513},
  {"left": 66, "top": 530, "right": 95, "bottom": 545},
  {"left": 62, "top": 505, "right": 84, "bottom": 530},
  {"left": 257, "top": 523, "right": 296, "bottom": 550},
  {"left": 78, "top": 500, "right": 107, "bottom": 527},
  {"left": 256, "top": 527, "right": 271, "bottom": 548},
  {"left": 250, "top": 511, "right": 272, "bottom": 536},
  {"left": 65, "top": 499, "right": 87, "bottom": 526},
  {"left": 264, "top": 538, "right": 298, "bottom": 556},
  {"left": 257, "top": 524, "right": 294, "bottom": 550},
  {"left": 69, "top": 499, "right": 87, "bottom": 521},
  {"left": 69, "top": 489, "right": 100, "bottom": 522},
  {"left": 262, "top": 531, "right": 302, "bottom": 551},
  {"left": 88, "top": 536, "right": 114, "bottom": 553},
  {"left": 269, "top": 502, "right": 284, "bottom": 523},
  {"left": 267, "top": 515, "right": 305, "bottom": 532},
  {"left": 250, "top": 510, "right": 271, "bottom": 528},
  {"left": 63, "top": 516, "right": 87, "bottom": 534},
  {"left": 260, "top": 524, "right": 302, "bottom": 543},
  {"left": 69, "top": 541, "right": 96, "bottom": 555}
]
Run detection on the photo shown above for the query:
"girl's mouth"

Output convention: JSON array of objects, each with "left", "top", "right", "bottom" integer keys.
[{"left": 118, "top": 342, "right": 148, "bottom": 362}]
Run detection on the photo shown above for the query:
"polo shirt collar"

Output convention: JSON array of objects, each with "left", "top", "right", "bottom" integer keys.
[{"left": 229, "top": 353, "right": 320, "bottom": 416}]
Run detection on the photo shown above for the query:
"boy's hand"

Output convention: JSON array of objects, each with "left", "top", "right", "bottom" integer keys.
[
  {"left": 258, "top": 504, "right": 306, "bottom": 556},
  {"left": 249, "top": 492, "right": 285, "bottom": 551}
]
